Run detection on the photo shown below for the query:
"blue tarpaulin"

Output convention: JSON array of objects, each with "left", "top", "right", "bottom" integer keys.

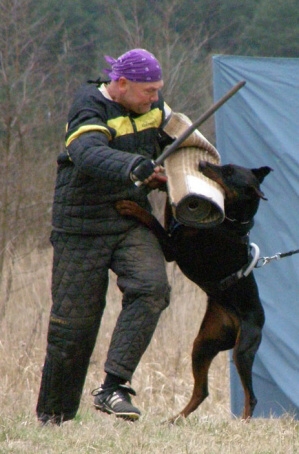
[{"left": 213, "top": 55, "right": 299, "bottom": 418}]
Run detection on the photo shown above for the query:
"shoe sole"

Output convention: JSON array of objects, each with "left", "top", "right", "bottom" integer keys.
[{"left": 94, "top": 402, "right": 140, "bottom": 421}]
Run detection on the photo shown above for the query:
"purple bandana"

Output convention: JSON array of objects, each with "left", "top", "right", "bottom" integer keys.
[{"left": 103, "top": 48, "right": 162, "bottom": 82}]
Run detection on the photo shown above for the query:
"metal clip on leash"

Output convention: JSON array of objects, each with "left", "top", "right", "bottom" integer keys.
[
  {"left": 255, "top": 248, "right": 299, "bottom": 268},
  {"left": 255, "top": 253, "right": 281, "bottom": 268}
]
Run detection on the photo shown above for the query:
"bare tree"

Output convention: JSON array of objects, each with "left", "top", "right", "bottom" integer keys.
[
  {"left": 105, "top": 0, "right": 214, "bottom": 119},
  {"left": 102, "top": 0, "right": 219, "bottom": 219},
  {"left": 0, "top": 0, "right": 68, "bottom": 317},
  {"left": 0, "top": 0, "right": 225, "bottom": 318}
]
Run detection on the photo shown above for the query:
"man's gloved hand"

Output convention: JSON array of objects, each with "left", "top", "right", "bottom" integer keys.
[
  {"left": 130, "top": 159, "right": 167, "bottom": 188},
  {"left": 130, "top": 159, "right": 156, "bottom": 183}
]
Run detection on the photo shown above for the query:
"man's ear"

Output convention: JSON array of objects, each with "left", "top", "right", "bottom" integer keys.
[{"left": 118, "top": 76, "right": 129, "bottom": 93}]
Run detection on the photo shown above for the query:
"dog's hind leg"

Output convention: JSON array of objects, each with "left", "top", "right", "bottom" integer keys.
[
  {"left": 169, "top": 299, "right": 239, "bottom": 423},
  {"left": 232, "top": 318, "right": 263, "bottom": 420},
  {"left": 231, "top": 276, "right": 265, "bottom": 421}
]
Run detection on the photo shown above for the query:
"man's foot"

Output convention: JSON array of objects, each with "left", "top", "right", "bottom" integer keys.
[
  {"left": 37, "top": 410, "right": 75, "bottom": 426},
  {"left": 38, "top": 414, "right": 62, "bottom": 426},
  {"left": 92, "top": 384, "right": 141, "bottom": 421}
]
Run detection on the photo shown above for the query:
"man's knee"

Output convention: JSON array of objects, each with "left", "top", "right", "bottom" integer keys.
[
  {"left": 151, "top": 281, "right": 171, "bottom": 311},
  {"left": 122, "top": 282, "right": 170, "bottom": 312}
]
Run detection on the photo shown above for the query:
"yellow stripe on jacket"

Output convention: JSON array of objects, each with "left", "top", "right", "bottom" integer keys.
[{"left": 65, "top": 125, "right": 112, "bottom": 147}]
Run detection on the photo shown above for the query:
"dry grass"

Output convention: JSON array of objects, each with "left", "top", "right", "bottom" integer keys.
[{"left": 0, "top": 245, "right": 298, "bottom": 453}]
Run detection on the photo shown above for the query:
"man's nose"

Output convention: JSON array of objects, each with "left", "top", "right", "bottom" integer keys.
[{"left": 150, "top": 92, "right": 159, "bottom": 102}]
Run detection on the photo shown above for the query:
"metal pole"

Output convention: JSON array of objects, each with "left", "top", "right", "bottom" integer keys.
[{"left": 155, "top": 80, "right": 246, "bottom": 165}]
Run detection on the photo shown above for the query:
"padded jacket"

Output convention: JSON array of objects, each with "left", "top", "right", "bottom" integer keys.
[{"left": 52, "top": 81, "right": 171, "bottom": 235}]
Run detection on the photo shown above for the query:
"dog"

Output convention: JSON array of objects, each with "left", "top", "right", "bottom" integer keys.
[{"left": 116, "top": 161, "right": 272, "bottom": 421}]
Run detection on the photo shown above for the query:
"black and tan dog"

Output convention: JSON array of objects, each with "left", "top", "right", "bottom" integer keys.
[{"left": 116, "top": 161, "right": 272, "bottom": 421}]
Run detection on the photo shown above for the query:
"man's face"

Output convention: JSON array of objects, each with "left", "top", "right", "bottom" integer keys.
[{"left": 120, "top": 79, "right": 164, "bottom": 114}]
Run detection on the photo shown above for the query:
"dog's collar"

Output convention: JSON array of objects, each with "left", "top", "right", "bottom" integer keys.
[{"left": 225, "top": 216, "right": 251, "bottom": 225}]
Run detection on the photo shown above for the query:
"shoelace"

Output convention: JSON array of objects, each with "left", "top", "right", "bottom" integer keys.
[{"left": 91, "top": 383, "right": 137, "bottom": 398}]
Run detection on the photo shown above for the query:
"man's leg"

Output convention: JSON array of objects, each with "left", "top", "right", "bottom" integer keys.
[
  {"left": 93, "top": 225, "right": 170, "bottom": 419},
  {"left": 36, "top": 232, "right": 110, "bottom": 424}
]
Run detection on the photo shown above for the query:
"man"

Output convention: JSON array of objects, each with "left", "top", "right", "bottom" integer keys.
[{"left": 36, "top": 48, "right": 172, "bottom": 424}]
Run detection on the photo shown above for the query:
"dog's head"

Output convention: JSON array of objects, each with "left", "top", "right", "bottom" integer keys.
[
  {"left": 198, "top": 161, "right": 272, "bottom": 202},
  {"left": 198, "top": 161, "right": 273, "bottom": 225}
]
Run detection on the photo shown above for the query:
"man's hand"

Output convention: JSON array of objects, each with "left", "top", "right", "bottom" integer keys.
[
  {"left": 130, "top": 159, "right": 167, "bottom": 187},
  {"left": 144, "top": 166, "right": 167, "bottom": 189}
]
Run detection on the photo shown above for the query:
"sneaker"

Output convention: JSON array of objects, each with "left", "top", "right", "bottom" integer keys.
[{"left": 92, "top": 384, "right": 141, "bottom": 421}]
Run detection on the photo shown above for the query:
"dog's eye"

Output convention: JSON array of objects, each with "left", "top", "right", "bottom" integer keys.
[{"left": 223, "top": 166, "right": 234, "bottom": 177}]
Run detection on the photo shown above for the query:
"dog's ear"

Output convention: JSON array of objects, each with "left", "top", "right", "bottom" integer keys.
[
  {"left": 250, "top": 186, "right": 268, "bottom": 200},
  {"left": 251, "top": 166, "right": 273, "bottom": 183}
]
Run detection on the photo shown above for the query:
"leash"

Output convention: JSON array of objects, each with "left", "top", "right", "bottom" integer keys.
[
  {"left": 255, "top": 248, "right": 299, "bottom": 268},
  {"left": 219, "top": 244, "right": 299, "bottom": 291}
]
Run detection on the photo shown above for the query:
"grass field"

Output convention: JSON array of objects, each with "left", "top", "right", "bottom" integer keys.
[{"left": 0, "top": 245, "right": 298, "bottom": 453}]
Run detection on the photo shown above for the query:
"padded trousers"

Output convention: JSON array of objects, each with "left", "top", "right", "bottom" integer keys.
[{"left": 36, "top": 225, "right": 170, "bottom": 422}]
